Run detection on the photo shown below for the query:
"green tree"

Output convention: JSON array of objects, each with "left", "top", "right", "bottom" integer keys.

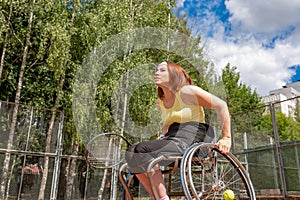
[
  {"left": 222, "top": 64, "right": 262, "bottom": 114},
  {"left": 221, "top": 64, "right": 264, "bottom": 151},
  {"left": 0, "top": 0, "right": 216, "bottom": 198},
  {"left": 0, "top": 0, "right": 36, "bottom": 197},
  {"left": 0, "top": 0, "right": 12, "bottom": 80},
  {"left": 258, "top": 112, "right": 300, "bottom": 141},
  {"left": 295, "top": 101, "right": 300, "bottom": 122},
  {"left": 36, "top": 0, "right": 78, "bottom": 198},
  {"left": 0, "top": 0, "right": 78, "bottom": 198}
]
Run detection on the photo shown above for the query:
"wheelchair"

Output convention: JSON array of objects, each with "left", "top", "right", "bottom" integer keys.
[{"left": 119, "top": 141, "right": 256, "bottom": 200}]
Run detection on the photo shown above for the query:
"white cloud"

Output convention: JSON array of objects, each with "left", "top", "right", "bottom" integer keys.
[
  {"left": 177, "top": 0, "right": 300, "bottom": 96},
  {"left": 204, "top": 38, "right": 296, "bottom": 95},
  {"left": 176, "top": 0, "right": 185, "bottom": 8},
  {"left": 226, "top": 0, "right": 300, "bottom": 33}
]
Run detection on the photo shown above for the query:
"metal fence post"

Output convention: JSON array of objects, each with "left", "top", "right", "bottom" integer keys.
[
  {"left": 50, "top": 112, "right": 64, "bottom": 200},
  {"left": 230, "top": 116, "right": 235, "bottom": 154},
  {"left": 270, "top": 103, "right": 287, "bottom": 198},
  {"left": 270, "top": 137, "right": 279, "bottom": 188},
  {"left": 243, "top": 132, "right": 249, "bottom": 173},
  {"left": 294, "top": 145, "right": 300, "bottom": 188}
]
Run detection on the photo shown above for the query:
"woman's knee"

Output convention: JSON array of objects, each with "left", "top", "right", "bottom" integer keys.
[
  {"left": 134, "top": 142, "right": 149, "bottom": 153},
  {"left": 126, "top": 143, "right": 149, "bottom": 154}
]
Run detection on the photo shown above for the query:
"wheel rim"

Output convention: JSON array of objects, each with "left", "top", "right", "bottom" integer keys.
[{"left": 181, "top": 143, "right": 256, "bottom": 200}]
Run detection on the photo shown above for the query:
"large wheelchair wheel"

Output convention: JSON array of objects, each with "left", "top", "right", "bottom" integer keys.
[{"left": 180, "top": 143, "right": 256, "bottom": 200}]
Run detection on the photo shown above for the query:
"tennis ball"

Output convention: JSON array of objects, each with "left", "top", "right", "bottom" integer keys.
[{"left": 223, "top": 189, "right": 235, "bottom": 200}]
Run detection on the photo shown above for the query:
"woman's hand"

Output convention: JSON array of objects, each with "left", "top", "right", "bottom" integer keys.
[{"left": 216, "top": 137, "right": 231, "bottom": 154}]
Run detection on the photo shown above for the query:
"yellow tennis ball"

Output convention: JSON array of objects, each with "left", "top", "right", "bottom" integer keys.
[{"left": 223, "top": 189, "right": 235, "bottom": 200}]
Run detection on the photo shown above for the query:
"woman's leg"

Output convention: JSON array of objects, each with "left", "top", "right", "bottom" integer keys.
[
  {"left": 135, "top": 165, "right": 167, "bottom": 199},
  {"left": 135, "top": 173, "right": 155, "bottom": 198},
  {"left": 126, "top": 140, "right": 179, "bottom": 199}
]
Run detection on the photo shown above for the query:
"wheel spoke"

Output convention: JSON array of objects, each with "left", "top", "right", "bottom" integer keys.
[{"left": 180, "top": 143, "right": 256, "bottom": 200}]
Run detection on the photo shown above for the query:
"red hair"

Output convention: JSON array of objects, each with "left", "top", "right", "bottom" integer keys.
[{"left": 158, "top": 61, "right": 193, "bottom": 99}]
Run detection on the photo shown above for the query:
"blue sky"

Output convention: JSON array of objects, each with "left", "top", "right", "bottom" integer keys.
[{"left": 175, "top": 0, "right": 300, "bottom": 96}]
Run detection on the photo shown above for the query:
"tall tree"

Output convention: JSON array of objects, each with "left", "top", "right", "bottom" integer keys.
[
  {"left": 37, "top": 0, "right": 78, "bottom": 198},
  {"left": 258, "top": 112, "right": 300, "bottom": 141},
  {"left": 0, "top": 0, "right": 13, "bottom": 80},
  {"left": 222, "top": 64, "right": 262, "bottom": 114},
  {"left": 221, "top": 64, "right": 264, "bottom": 150},
  {"left": 221, "top": 64, "right": 263, "bottom": 114},
  {"left": 0, "top": 0, "right": 35, "bottom": 198},
  {"left": 0, "top": 0, "right": 214, "bottom": 198}
]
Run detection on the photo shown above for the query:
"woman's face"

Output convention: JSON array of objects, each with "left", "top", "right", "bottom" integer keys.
[{"left": 154, "top": 62, "right": 170, "bottom": 87}]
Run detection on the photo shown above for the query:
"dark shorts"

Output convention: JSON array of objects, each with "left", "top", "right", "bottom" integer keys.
[{"left": 125, "top": 122, "right": 215, "bottom": 173}]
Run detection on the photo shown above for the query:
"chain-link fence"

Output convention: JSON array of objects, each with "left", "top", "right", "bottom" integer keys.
[
  {"left": 0, "top": 101, "right": 63, "bottom": 199},
  {"left": 231, "top": 96, "right": 300, "bottom": 198},
  {"left": 0, "top": 101, "right": 147, "bottom": 200},
  {"left": 1, "top": 97, "right": 300, "bottom": 199}
]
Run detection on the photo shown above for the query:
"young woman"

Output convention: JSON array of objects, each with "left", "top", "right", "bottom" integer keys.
[{"left": 125, "top": 61, "right": 232, "bottom": 200}]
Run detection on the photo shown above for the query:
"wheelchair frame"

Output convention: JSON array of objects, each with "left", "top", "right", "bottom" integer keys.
[{"left": 119, "top": 142, "right": 256, "bottom": 200}]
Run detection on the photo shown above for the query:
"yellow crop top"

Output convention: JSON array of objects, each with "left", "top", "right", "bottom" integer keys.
[{"left": 159, "top": 91, "right": 205, "bottom": 126}]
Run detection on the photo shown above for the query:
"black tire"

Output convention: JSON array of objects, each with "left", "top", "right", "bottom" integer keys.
[{"left": 180, "top": 143, "right": 203, "bottom": 199}]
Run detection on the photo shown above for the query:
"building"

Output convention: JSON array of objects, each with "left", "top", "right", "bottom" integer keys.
[{"left": 262, "top": 80, "right": 300, "bottom": 117}]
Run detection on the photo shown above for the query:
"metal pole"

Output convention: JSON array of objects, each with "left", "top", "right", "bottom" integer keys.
[
  {"left": 50, "top": 112, "right": 64, "bottom": 200},
  {"left": 243, "top": 132, "right": 249, "bottom": 173},
  {"left": 167, "top": 0, "right": 170, "bottom": 61},
  {"left": 270, "top": 103, "right": 287, "bottom": 198},
  {"left": 18, "top": 107, "right": 34, "bottom": 200},
  {"left": 294, "top": 145, "right": 300, "bottom": 189},
  {"left": 84, "top": 166, "right": 89, "bottom": 200},
  {"left": 270, "top": 137, "right": 279, "bottom": 188},
  {"left": 230, "top": 116, "right": 235, "bottom": 154}
]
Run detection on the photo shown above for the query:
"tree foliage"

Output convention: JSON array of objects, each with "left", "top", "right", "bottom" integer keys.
[
  {"left": 222, "top": 64, "right": 263, "bottom": 114},
  {"left": 221, "top": 64, "right": 263, "bottom": 129},
  {"left": 257, "top": 112, "right": 300, "bottom": 141},
  {"left": 1, "top": 0, "right": 298, "bottom": 198},
  {"left": 220, "top": 64, "right": 266, "bottom": 150},
  {"left": 0, "top": 0, "right": 210, "bottom": 198}
]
